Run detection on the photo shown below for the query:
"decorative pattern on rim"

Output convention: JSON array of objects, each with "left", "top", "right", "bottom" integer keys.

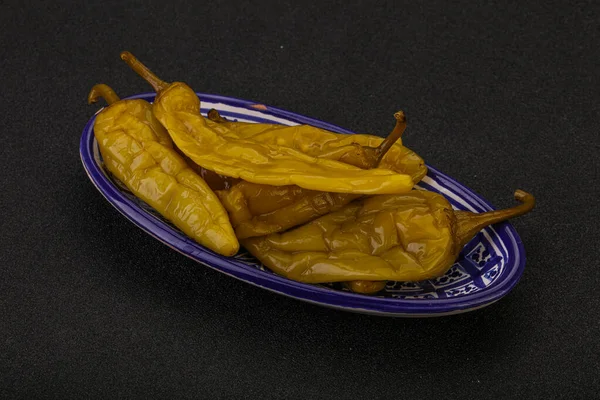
[{"left": 80, "top": 92, "right": 526, "bottom": 316}]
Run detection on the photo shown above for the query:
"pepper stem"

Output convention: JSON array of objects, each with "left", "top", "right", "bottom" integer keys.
[
  {"left": 454, "top": 190, "right": 535, "bottom": 248},
  {"left": 87, "top": 84, "right": 120, "bottom": 105},
  {"left": 207, "top": 108, "right": 228, "bottom": 122},
  {"left": 375, "top": 111, "right": 407, "bottom": 165},
  {"left": 120, "top": 51, "right": 169, "bottom": 92}
]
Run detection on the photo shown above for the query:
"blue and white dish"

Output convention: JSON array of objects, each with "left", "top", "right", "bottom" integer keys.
[{"left": 80, "top": 92, "right": 527, "bottom": 317}]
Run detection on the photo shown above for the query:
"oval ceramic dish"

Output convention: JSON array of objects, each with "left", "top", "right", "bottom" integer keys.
[{"left": 80, "top": 93, "right": 527, "bottom": 317}]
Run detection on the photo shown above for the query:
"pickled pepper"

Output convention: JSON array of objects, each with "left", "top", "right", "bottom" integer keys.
[
  {"left": 89, "top": 84, "right": 239, "bottom": 256},
  {"left": 242, "top": 190, "right": 535, "bottom": 285},
  {"left": 206, "top": 108, "right": 427, "bottom": 174}
]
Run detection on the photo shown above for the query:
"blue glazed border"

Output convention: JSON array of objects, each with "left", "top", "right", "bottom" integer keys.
[{"left": 79, "top": 92, "right": 526, "bottom": 316}]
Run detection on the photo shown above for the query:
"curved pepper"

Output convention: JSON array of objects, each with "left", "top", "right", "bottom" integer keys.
[
  {"left": 242, "top": 190, "right": 535, "bottom": 288},
  {"left": 89, "top": 84, "right": 239, "bottom": 256},
  {"left": 206, "top": 108, "right": 427, "bottom": 177},
  {"left": 120, "top": 51, "right": 414, "bottom": 195},
  {"left": 214, "top": 112, "right": 421, "bottom": 239}
]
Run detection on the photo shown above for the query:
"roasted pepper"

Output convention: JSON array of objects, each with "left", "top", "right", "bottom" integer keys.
[
  {"left": 242, "top": 190, "right": 535, "bottom": 288},
  {"left": 88, "top": 84, "right": 239, "bottom": 256},
  {"left": 120, "top": 51, "right": 414, "bottom": 195},
  {"left": 213, "top": 112, "right": 427, "bottom": 239}
]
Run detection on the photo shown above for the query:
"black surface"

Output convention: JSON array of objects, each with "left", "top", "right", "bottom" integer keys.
[{"left": 2, "top": 0, "right": 599, "bottom": 398}]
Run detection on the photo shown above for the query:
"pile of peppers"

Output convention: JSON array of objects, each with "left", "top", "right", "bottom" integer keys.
[{"left": 88, "top": 52, "right": 535, "bottom": 295}]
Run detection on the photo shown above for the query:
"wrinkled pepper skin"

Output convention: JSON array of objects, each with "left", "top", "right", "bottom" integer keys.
[
  {"left": 216, "top": 182, "right": 360, "bottom": 239},
  {"left": 89, "top": 84, "right": 239, "bottom": 256},
  {"left": 242, "top": 190, "right": 535, "bottom": 286},
  {"left": 215, "top": 143, "right": 426, "bottom": 239},
  {"left": 207, "top": 116, "right": 426, "bottom": 178},
  {"left": 121, "top": 52, "right": 414, "bottom": 195},
  {"left": 210, "top": 110, "right": 427, "bottom": 239},
  {"left": 174, "top": 146, "right": 239, "bottom": 191},
  {"left": 153, "top": 84, "right": 412, "bottom": 194}
]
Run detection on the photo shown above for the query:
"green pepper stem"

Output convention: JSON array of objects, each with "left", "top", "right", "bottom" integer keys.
[
  {"left": 375, "top": 111, "right": 406, "bottom": 166},
  {"left": 120, "top": 51, "right": 169, "bottom": 92},
  {"left": 454, "top": 190, "right": 535, "bottom": 248},
  {"left": 87, "top": 84, "right": 120, "bottom": 105}
]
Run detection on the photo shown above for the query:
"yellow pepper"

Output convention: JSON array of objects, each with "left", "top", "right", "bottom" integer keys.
[
  {"left": 120, "top": 52, "right": 414, "bottom": 195},
  {"left": 88, "top": 84, "right": 239, "bottom": 256},
  {"left": 207, "top": 109, "right": 427, "bottom": 239},
  {"left": 217, "top": 181, "right": 359, "bottom": 239},
  {"left": 206, "top": 108, "right": 427, "bottom": 174},
  {"left": 242, "top": 190, "right": 535, "bottom": 287}
]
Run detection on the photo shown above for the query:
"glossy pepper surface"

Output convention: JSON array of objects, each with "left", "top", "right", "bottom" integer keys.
[
  {"left": 217, "top": 182, "right": 359, "bottom": 239},
  {"left": 206, "top": 108, "right": 426, "bottom": 174},
  {"left": 210, "top": 110, "right": 428, "bottom": 239},
  {"left": 120, "top": 52, "right": 414, "bottom": 195},
  {"left": 242, "top": 190, "right": 535, "bottom": 285},
  {"left": 88, "top": 84, "right": 239, "bottom": 256}
]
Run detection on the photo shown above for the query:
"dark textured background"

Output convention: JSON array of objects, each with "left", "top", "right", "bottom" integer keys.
[{"left": 1, "top": 0, "right": 599, "bottom": 398}]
